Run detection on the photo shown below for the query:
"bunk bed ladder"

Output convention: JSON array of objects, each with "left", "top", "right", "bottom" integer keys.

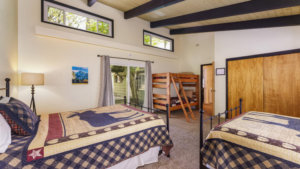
[
  {"left": 178, "top": 79, "right": 196, "bottom": 120},
  {"left": 171, "top": 76, "right": 191, "bottom": 122}
]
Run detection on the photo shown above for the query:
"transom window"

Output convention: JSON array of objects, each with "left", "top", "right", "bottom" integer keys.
[
  {"left": 42, "top": 0, "right": 113, "bottom": 38},
  {"left": 143, "top": 30, "right": 174, "bottom": 52}
]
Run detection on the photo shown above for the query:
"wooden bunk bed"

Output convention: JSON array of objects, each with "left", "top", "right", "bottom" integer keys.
[{"left": 152, "top": 73, "right": 200, "bottom": 122}]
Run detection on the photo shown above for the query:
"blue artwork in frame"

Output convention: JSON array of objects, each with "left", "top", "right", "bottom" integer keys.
[{"left": 72, "top": 66, "right": 88, "bottom": 84}]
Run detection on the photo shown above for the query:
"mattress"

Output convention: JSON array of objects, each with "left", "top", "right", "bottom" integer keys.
[
  {"left": 0, "top": 104, "right": 173, "bottom": 169},
  {"left": 154, "top": 97, "right": 197, "bottom": 107},
  {"left": 201, "top": 111, "right": 300, "bottom": 168}
]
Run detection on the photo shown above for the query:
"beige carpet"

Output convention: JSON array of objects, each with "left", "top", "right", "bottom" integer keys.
[{"left": 138, "top": 110, "right": 215, "bottom": 169}]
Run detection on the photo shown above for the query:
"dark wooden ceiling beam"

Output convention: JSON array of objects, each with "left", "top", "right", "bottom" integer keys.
[
  {"left": 124, "top": 0, "right": 184, "bottom": 19},
  {"left": 151, "top": 0, "right": 300, "bottom": 28},
  {"left": 88, "top": 0, "right": 97, "bottom": 7},
  {"left": 170, "top": 14, "right": 300, "bottom": 35}
]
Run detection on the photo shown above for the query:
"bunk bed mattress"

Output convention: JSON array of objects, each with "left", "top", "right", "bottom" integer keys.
[
  {"left": 201, "top": 111, "right": 300, "bottom": 168},
  {"left": 155, "top": 97, "right": 197, "bottom": 107},
  {"left": 0, "top": 104, "right": 173, "bottom": 169}
]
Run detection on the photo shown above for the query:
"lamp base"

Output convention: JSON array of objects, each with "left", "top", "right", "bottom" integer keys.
[{"left": 30, "top": 85, "right": 37, "bottom": 115}]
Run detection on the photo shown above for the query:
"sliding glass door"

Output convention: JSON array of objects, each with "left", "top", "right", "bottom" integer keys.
[
  {"left": 129, "top": 67, "right": 145, "bottom": 106},
  {"left": 110, "top": 65, "right": 128, "bottom": 104},
  {"left": 110, "top": 60, "right": 145, "bottom": 105}
]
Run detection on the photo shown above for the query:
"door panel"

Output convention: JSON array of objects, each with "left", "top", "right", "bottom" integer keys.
[
  {"left": 111, "top": 65, "right": 128, "bottom": 104},
  {"left": 203, "top": 65, "right": 213, "bottom": 104},
  {"left": 228, "top": 58, "right": 264, "bottom": 116},
  {"left": 263, "top": 53, "right": 300, "bottom": 117},
  {"left": 111, "top": 65, "right": 145, "bottom": 105},
  {"left": 212, "top": 62, "right": 215, "bottom": 115},
  {"left": 202, "top": 64, "right": 214, "bottom": 116}
]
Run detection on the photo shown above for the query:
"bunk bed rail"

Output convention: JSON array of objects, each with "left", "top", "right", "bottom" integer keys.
[{"left": 200, "top": 98, "right": 243, "bottom": 168}]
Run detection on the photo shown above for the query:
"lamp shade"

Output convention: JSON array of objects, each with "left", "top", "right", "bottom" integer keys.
[{"left": 21, "top": 73, "right": 44, "bottom": 86}]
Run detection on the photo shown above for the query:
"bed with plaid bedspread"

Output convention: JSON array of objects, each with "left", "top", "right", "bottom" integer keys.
[
  {"left": 201, "top": 111, "right": 300, "bottom": 169},
  {"left": 0, "top": 104, "right": 173, "bottom": 169}
]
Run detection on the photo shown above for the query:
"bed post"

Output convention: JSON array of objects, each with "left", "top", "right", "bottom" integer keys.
[
  {"left": 239, "top": 98, "right": 243, "bottom": 114},
  {"left": 200, "top": 109, "right": 204, "bottom": 168},
  {"left": 165, "top": 104, "right": 170, "bottom": 158},
  {"left": 5, "top": 78, "right": 10, "bottom": 97},
  {"left": 166, "top": 73, "right": 171, "bottom": 118},
  {"left": 124, "top": 96, "right": 127, "bottom": 105},
  {"left": 166, "top": 104, "right": 169, "bottom": 132},
  {"left": 200, "top": 109, "right": 204, "bottom": 149}
]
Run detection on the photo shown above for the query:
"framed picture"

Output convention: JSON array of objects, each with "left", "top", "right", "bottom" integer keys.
[
  {"left": 72, "top": 66, "right": 88, "bottom": 84},
  {"left": 216, "top": 68, "right": 226, "bottom": 76}
]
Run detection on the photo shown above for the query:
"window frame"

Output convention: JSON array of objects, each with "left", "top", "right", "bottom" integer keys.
[
  {"left": 41, "top": 0, "right": 114, "bottom": 38},
  {"left": 143, "top": 30, "right": 174, "bottom": 52}
]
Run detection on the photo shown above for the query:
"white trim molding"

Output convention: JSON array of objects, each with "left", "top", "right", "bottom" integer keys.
[{"left": 35, "top": 26, "right": 178, "bottom": 59}]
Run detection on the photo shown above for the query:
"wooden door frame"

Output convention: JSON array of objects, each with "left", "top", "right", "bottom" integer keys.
[
  {"left": 200, "top": 63, "right": 213, "bottom": 112},
  {"left": 226, "top": 48, "right": 300, "bottom": 110}
]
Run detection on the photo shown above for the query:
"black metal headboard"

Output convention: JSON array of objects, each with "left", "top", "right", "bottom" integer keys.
[{"left": 0, "top": 78, "right": 10, "bottom": 97}]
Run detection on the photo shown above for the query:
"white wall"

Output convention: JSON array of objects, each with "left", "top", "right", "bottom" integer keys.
[
  {"left": 214, "top": 26, "right": 300, "bottom": 114},
  {"left": 16, "top": 0, "right": 300, "bottom": 115},
  {"left": 0, "top": 0, "right": 18, "bottom": 97},
  {"left": 175, "top": 26, "right": 300, "bottom": 114},
  {"left": 177, "top": 33, "right": 214, "bottom": 74},
  {"left": 18, "top": 0, "right": 180, "bottom": 114}
]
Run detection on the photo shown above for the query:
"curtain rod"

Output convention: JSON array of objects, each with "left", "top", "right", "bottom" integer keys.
[{"left": 97, "top": 55, "right": 154, "bottom": 63}]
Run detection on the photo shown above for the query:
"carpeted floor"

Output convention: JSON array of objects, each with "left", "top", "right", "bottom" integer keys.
[{"left": 139, "top": 110, "right": 216, "bottom": 169}]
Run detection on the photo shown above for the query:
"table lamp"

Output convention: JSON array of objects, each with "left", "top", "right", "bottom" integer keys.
[{"left": 21, "top": 73, "right": 44, "bottom": 114}]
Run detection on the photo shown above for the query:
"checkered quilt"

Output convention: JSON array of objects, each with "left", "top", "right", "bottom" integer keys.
[
  {"left": 0, "top": 105, "right": 173, "bottom": 169},
  {"left": 201, "top": 111, "right": 300, "bottom": 169}
]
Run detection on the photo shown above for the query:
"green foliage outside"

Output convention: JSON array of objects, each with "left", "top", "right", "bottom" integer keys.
[
  {"left": 47, "top": 7, "right": 64, "bottom": 24},
  {"left": 111, "top": 66, "right": 126, "bottom": 74},
  {"left": 111, "top": 66, "right": 127, "bottom": 104},
  {"left": 86, "top": 19, "right": 97, "bottom": 33},
  {"left": 111, "top": 66, "right": 145, "bottom": 106},
  {"left": 129, "top": 67, "right": 145, "bottom": 105},
  {"left": 47, "top": 6, "right": 110, "bottom": 35},
  {"left": 65, "top": 12, "right": 87, "bottom": 30},
  {"left": 145, "top": 33, "right": 171, "bottom": 50},
  {"left": 152, "top": 37, "right": 165, "bottom": 48},
  {"left": 144, "top": 35, "right": 151, "bottom": 45},
  {"left": 98, "top": 21, "right": 110, "bottom": 35},
  {"left": 111, "top": 66, "right": 126, "bottom": 82}
]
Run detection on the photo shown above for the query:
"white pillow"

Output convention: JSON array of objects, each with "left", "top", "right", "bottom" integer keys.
[
  {"left": 0, "top": 114, "right": 11, "bottom": 153},
  {"left": 0, "top": 97, "right": 10, "bottom": 104}
]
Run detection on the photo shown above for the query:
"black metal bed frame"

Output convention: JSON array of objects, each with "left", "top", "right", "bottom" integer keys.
[
  {"left": 123, "top": 96, "right": 170, "bottom": 132},
  {"left": 0, "top": 78, "right": 10, "bottom": 98},
  {"left": 200, "top": 98, "right": 243, "bottom": 168}
]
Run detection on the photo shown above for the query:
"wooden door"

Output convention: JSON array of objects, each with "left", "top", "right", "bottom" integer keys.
[
  {"left": 202, "top": 64, "right": 214, "bottom": 116},
  {"left": 212, "top": 62, "right": 215, "bottom": 116},
  {"left": 203, "top": 65, "right": 213, "bottom": 104},
  {"left": 228, "top": 58, "right": 264, "bottom": 116},
  {"left": 263, "top": 53, "right": 300, "bottom": 117}
]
